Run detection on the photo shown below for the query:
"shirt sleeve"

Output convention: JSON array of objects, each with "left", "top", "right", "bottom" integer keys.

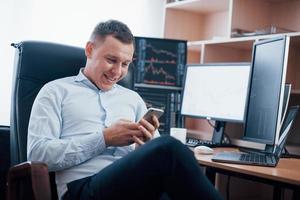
[{"left": 27, "top": 85, "right": 106, "bottom": 172}]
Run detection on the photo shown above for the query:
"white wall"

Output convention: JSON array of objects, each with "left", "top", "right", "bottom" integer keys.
[{"left": 0, "top": 0, "right": 165, "bottom": 125}]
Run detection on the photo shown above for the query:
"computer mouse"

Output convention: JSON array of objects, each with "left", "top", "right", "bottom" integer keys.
[{"left": 194, "top": 145, "right": 214, "bottom": 155}]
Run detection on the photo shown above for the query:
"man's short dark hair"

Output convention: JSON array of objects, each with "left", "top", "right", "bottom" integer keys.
[{"left": 90, "top": 20, "right": 134, "bottom": 45}]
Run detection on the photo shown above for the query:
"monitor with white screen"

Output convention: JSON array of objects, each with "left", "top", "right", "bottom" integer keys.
[
  {"left": 181, "top": 63, "right": 251, "bottom": 143},
  {"left": 243, "top": 36, "right": 290, "bottom": 150}
]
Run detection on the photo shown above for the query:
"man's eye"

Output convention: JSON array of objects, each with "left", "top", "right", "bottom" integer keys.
[
  {"left": 122, "top": 63, "right": 129, "bottom": 67},
  {"left": 107, "top": 58, "right": 116, "bottom": 63}
]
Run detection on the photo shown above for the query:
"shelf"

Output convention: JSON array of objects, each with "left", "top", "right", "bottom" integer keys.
[
  {"left": 188, "top": 32, "right": 300, "bottom": 50},
  {"left": 164, "top": 0, "right": 230, "bottom": 41},
  {"left": 164, "top": 0, "right": 300, "bottom": 122},
  {"left": 231, "top": 0, "right": 300, "bottom": 35},
  {"left": 188, "top": 37, "right": 255, "bottom": 51},
  {"left": 291, "top": 90, "right": 300, "bottom": 94},
  {"left": 165, "top": 0, "right": 229, "bottom": 14},
  {"left": 190, "top": 32, "right": 300, "bottom": 45}
]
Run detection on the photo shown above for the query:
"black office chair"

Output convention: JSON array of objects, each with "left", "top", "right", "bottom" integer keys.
[{"left": 7, "top": 41, "right": 134, "bottom": 200}]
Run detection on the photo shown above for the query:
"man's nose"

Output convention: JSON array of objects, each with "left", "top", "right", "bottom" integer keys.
[{"left": 111, "top": 63, "right": 122, "bottom": 75}]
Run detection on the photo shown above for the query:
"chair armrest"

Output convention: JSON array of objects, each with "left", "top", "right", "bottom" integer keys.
[{"left": 7, "top": 161, "right": 51, "bottom": 200}]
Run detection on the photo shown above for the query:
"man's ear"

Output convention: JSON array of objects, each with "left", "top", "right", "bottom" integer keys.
[{"left": 85, "top": 41, "right": 93, "bottom": 59}]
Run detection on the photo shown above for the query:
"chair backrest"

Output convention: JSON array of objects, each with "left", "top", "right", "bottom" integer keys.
[
  {"left": 9, "top": 41, "right": 134, "bottom": 199},
  {"left": 10, "top": 40, "right": 134, "bottom": 166}
]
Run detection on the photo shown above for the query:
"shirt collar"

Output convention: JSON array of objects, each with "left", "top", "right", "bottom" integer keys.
[{"left": 74, "top": 68, "right": 117, "bottom": 92}]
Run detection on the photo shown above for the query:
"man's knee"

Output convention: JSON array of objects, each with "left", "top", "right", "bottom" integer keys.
[
  {"left": 152, "top": 135, "right": 190, "bottom": 155},
  {"left": 158, "top": 135, "right": 181, "bottom": 146}
]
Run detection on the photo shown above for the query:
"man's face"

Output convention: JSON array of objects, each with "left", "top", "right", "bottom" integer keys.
[{"left": 84, "top": 35, "right": 134, "bottom": 91}]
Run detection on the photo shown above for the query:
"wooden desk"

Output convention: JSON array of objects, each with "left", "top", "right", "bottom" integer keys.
[{"left": 194, "top": 148, "right": 300, "bottom": 200}]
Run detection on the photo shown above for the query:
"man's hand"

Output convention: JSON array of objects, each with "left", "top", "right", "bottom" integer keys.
[
  {"left": 103, "top": 119, "right": 143, "bottom": 147},
  {"left": 133, "top": 115, "right": 160, "bottom": 146}
]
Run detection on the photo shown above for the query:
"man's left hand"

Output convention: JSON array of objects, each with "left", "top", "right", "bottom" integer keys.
[{"left": 133, "top": 115, "right": 160, "bottom": 146}]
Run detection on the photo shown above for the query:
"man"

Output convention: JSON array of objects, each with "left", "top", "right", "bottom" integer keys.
[{"left": 27, "top": 20, "right": 222, "bottom": 200}]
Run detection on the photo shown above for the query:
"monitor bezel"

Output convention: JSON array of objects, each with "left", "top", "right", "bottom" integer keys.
[
  {"left": 180, "top": 62, "right": 251, "bottom": 123},
  {"left": 134, "top": 36, "right": 188, "bottom": 45},
  {"left": 242, "top": 36, "right": 290, "bottom": 145}
]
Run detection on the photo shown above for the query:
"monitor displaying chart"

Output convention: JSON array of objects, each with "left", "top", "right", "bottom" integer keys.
[{"left": 133, "top": 37, "right": 187, "bottom": 87}]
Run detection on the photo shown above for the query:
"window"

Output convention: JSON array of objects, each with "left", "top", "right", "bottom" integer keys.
[{"left": 0, "top": 0, "right": 164, "bottom": 125}]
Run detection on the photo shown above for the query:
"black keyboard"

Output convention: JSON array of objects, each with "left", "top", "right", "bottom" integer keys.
[
  {"left": 239, "top": 153, "right": 276, "bottom": 165},
  {"left": 240, "top": 153, "right": 267, "bottom": 163},
  {"left": 186, "top": 137, "right": 234, "bottom": 148}
]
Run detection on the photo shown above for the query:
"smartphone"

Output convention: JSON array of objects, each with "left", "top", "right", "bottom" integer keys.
[{"left": 143, "top": 107, "right": 164, "bottom": 123}]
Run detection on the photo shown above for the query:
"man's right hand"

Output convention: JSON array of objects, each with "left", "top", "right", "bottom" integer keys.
[{"left": 103, "top": 119, "right": 143, "bottom": 147}]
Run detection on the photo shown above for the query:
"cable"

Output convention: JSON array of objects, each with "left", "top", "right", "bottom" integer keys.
[
  {"left": 223, "top": 133, "right": 232, "bottom": 144},
  {"left": 206, "top": 120, "right": 232, "bottom": 144},
  {"left": 283, "top": 146, "right": 290, "bottom": 155},
  {"left": 207, "top": 120, "right": 215, "bottom": 128}
]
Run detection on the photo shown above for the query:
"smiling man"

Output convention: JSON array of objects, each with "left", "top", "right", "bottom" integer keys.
[
  {"left": 83, "top": 30, "right": 134, "bottom": 91},
  {"left": 27, "top": 20, "right": 222, "bottom": 200}
]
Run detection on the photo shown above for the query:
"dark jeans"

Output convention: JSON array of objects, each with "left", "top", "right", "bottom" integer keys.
[{"left": 65, "top": 135, "right": 222, "bottom": 200}]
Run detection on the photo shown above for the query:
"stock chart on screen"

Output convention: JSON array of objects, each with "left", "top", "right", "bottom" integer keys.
[
  {"left": 134, "top": 87, "right": 184, "bottom": 134},
  {"left": 133, "top": 37, "right": 187, "bottom": 87}
]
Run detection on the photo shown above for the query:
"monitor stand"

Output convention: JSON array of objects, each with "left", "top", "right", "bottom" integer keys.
[{"left": 212, "top": 121, "right": 225, "bottom": 144}]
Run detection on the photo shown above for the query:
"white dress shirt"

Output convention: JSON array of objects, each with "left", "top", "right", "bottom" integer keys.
[{"left": 27, "top": 69, "right": 156, "bottom": 199}]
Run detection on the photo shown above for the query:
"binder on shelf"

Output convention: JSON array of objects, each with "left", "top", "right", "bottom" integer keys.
[
  {"left": 281, "top": 83, "right": 291, "bottom": 125},
  {"left": 276, "top": 105, "right": 299, "bottom": 147}
]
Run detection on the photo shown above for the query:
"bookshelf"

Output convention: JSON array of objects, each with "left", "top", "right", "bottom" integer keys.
[
  {"left": 164, "top": 1, "right": 300, "bottom": 198},
  {"left": 163, "top": 0, "right": 300, "bottom": 142}
]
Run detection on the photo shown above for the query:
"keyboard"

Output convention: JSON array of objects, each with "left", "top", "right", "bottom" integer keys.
[
  {"left": 239, "top": 153, "right": 276, "bottom": 164},
  {"left": 186, "top": 137, "right": 234, "bottom": 148},
  {"left": 240, "top": 153, "right": 266, "bottom": 163},
  {"left": 212, "top": 151, "right": 278, "bottom": 166}
]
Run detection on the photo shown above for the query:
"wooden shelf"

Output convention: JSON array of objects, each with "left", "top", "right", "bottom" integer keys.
[
  {"left": 165, "top": 0, "right": 229, "bottom": 14},
  {"left": 292, "top": 90, "right": 300, "bottom": 94},
  {"left": 164, "top": 0, "right": 231, "bottom": 40},
  {"left": 163, "top": 0, "right": 300, "bottom": 140},
  {"left": 164, "top": 0, "right": 300, "bottom": 88},
  {"left": 188, "top": 36, "right": 255, "bottom": 51},
  {"left": 163, "top": 0, "right": 300, "bottom": 197},
  {"left": 188, "top": 32, "right": 300, "bottom": 47},
  {"left": 231, "top": 0, "right": 300, "bottom": 35}
]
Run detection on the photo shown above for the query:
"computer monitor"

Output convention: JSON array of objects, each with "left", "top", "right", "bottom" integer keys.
[
  {"left": 243, "top": 36, "right": 290, "bottom": 150},
  {"left": 181, "top": 63, "right": 251, "bottom": 143},
  {"left": 133, "top": 36, "right": 187, "bottom": 87}
]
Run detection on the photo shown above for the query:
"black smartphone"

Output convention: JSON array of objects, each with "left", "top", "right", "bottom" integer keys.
[{"left": 143, "top": 108, "right": 164, "bottom": 122}]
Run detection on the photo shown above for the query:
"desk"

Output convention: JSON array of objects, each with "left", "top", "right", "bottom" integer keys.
[{"left": 194, "top": 148, "right": 300, "bottom": 200}]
